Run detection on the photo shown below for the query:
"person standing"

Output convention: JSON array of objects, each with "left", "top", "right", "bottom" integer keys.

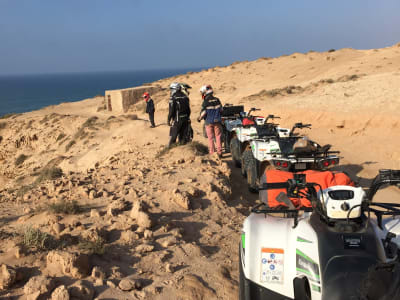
[
  {"left": 167, "top": 82, "right": 191, "bottom": 147},
  {"left": 197, "top": 84, "right": 223, "bottom": 157},
  {"left": 143, "top": 92, "right": 155, "bottom": 128}
]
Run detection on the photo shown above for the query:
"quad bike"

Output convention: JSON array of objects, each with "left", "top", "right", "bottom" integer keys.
[
  {"left": 239, "top": 169, "right": 400, "bottom": 300},
  {"left": 244, "top": 123, "right": 340, "bottom": 192},
  {"left": 230, "top": 109, "right": 290, "bottom": 168}
]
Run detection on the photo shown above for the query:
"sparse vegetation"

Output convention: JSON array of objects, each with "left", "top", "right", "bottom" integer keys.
[
  {"left": 188, "top": 141, "right": 209, "bottom": 155},
  {"left": 78, "top": 237, "right": 105, "bottom": 255},
  {"left": 156, "top": 144, "right": 178, "bottom": 158},
  {"left": 48, "top": 200, "right": 82, "bottom": 214},
  {"left": 35, "top": 166, "right": 63, "bottom": 184},
  {"left": 23, "top": 226, "right": 55, "bottom": 251},
  {"left": 56, "top": 133, "right": 66, "bottom": 142},
  {"left": 15, "top": 154, "right": 29, "bottom": 166},
  {"left": 65, "top": 140, "right": 76, "bottom": 151},
  {"left": 0, "top": 113, "right": 17, "bottom": 119},
  {"left": 16, "top": 184, "right": 35, "bottom": 198},
  {"left": 74, "top": 116, "right": 99, "bottom": 140},
  {"left": 328, "top": 49, "right": 336, "bottom": 52},
  {"left": 0, "top": 122, "right": 6, "bottom": 129}
]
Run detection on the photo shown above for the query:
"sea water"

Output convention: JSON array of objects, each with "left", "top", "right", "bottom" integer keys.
[{"left": 0, "top": 68, "right": 201, "bottom": 116}]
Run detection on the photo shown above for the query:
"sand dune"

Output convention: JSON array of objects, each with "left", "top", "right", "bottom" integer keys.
[{"left": 0, "top": 43, "right": 399, "bottom": 298}]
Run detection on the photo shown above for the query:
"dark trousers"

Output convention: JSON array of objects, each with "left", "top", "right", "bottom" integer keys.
[
  {"left": 148, "top": 111, "right": 155, "bottom": 127},
  {"left": 169, "top": 118, "right": 189, "bottom": 146}
]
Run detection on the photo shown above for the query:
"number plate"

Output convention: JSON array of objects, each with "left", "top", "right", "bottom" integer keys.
[{"left": 295, "top": 163, "right": 306, "bottom": 170}]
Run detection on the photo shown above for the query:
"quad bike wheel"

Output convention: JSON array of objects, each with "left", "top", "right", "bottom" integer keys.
[
  {"left": 230, "top": 137, "right": 241, "bottom": 168},
  {"left": 293, "top": 277, "right": 311, "bottom": 300},
  {"left": 239, "top": 244, "right": 251, "bottom": 300},
  {"left": 224, "top": 130, "right": 231, "bottom": 153},
  {"left": 246, "top": 156, "right": 258, "bottom": 193},
  {"left": 241, "top": 148, "right": 253, "bottom": 178}
]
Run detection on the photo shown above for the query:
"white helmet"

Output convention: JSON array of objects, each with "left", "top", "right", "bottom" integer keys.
[{"left": 200, "top": 84, "right": 213, "bottom": 96}]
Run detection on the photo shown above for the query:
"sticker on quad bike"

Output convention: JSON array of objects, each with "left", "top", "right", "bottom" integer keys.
[
  {"left": 296, "top": 248, "right": 320, "bottom": 284},
  {"left": 260, "top": 248, "right": 284, "bottom": 284}
]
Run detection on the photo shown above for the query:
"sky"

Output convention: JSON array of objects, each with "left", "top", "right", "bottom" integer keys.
[{"left": 0, "top": 0, "right": 399, "bottom": 75}]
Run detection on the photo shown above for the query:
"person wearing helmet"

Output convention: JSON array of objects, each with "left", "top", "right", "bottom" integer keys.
[
  {"left": 143, "top": 92, "right": 155, "bottom": 128},
  {"left": 197, "top": 84, "right": 223, "bottom": 157},
  {"left": 167, "top": 82, "right": 192, "bottom": 147}
]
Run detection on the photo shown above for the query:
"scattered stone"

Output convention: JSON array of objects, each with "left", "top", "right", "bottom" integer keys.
[
  {"left": 88, "top": 190, "right": 97, "bottom": 199},
  {"left": 130, "top": 201, "right": 152, "bottom": 229},
  {"left": 107, "top": 199, "right": 128, "bottom": 216},
  {"left": 51, "top": 285, "right": 70, "bottom": 300},
  {"left": 106, "top": 280, "right": 116, "bottom": 288},
  {"left": 91, "top": 266, "right": 106, "bottom": 280},
  {"left": 143, "top": 229, "right": 153, "bottom": 240},
  {"left": 118, "top": 278, "right": 139, "bottom": 291},
  {"left": 0, "top": 264, "right": 16, "bottom": 290},
  {"left": 120, "top": 230, "right": 139, "bottom": 244},
  {"left": 52, "top": 223, "right": 65, "bottom": 235},
  {"left": 46, "top": 251, "right": 90, "bottom": 279},
  {"left": 165, "top": 263, "right": 174, "bottom": 273},
  {"left": 90, "top": 209, "right": 100, "bottom": 218},
  {"left": 24, "top": 275, "right": 55, "bottom": 299},
  {"left": 171, "top": 189, "right": 191, "bottom": 210},
  {"left": 136, "top": 244, "right": 154, "bottom": 254},
  {"left": 161, "top": 237, "right": 176, "bottom": 248},
  {"left": 68, "top": 280, "right": 94, "bottom": 300}
]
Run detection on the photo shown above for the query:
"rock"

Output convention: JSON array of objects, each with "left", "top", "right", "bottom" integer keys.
[
  {"left": 68, "top": 280, "right": 94, "bottom": 300},
  {"left": 118, "top": 278, "right": 138, "bottom": 291},
  {"left": 14, "top": 246, "right": 23, "bottom": 259},
  {"left": 51, "top": 285, "right": 70, "bottom": 300},
  {"left": 165, "top": 263, "right": 174, "bottom": 273},
  {"left": 171, "top": 189, "right": 191, "bottom": 210},
  {"left": 107, "top": 199, "right": 128, "bottom": 216},
  {"left": 120, "top": 230, "right": 139, "bottom": 244},
  {"left": 161, "top": 237, "right": 176, "bottom": 248},
  {"left": 24, "top": 275, "right": 55, "bottom": 299},
  {"left": 52, "top": 223, "right": 65, "bottom": 235},
  {"left": 106, "top": 280, "right": 116, "bottom": 288},
  {"left": 0, "top": 264, "right": 17, "bottom": 290},
  {"left": 46, "top": 251, "right": 90, "bottom": 279},
  {"left": 90, "top": 209, "right": 100, "bottom": 218},
  {"left": 143, "top": 229, "right": 153, "bottom": 240},
  {"left": 91, "top": 266, "right": 106, "bottom": 280},
  {"left": 88, "top": 190, "right": 97, "bottom": 199},
  {"left": 136, "top": 244, "right": 154, "bottom": 254},
  {"left": 130, "top": 201, "right": 152, "bottom": 229}
]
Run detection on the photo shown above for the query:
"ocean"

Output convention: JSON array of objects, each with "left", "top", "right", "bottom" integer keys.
[{"left": 0, "top": 68, "right": 201, "bottom": 116}]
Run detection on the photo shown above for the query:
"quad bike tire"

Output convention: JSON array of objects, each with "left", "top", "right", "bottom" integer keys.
[
  {"left": 246, "top": 156, "right": 259, "bottom": 193},
  {"left": 241, "top": 149, "right": 253, "bottom": 178},
  {"left": 230, "top": 137, "right": 241, "bottom": 168},
  {"left": 239, "top": 244, "right": 251, "bottom": 300},
  {"left": 293, "top": 277, "right": 311, "bottom": 300}
]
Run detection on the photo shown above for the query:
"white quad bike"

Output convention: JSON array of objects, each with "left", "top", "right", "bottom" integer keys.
[
  {"left": 240, "top": 169, "right": 400, "bottom": 300},
  {"left": 244, "top": 123, "right": 340, "bottom": 192},
  {"left": 230, "top": 109, "right": 290, "bottom": 169}
]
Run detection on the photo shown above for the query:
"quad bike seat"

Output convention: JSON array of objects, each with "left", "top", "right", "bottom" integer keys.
[
  {"left": 255, "top": 124, "right": 276, "bottom": 137},
  {"left": 292, "top": 138, "right": 317, "bottom": 154},
  {"left": 221, "top": 105, "right": 244, "bottom": 117}
]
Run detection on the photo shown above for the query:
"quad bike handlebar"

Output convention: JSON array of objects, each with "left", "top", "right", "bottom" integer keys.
[
  {"left": 264, "top": 114, "right": 280, "bottom": 124},
  {"left": 290, "top": 122, "right": 312, "bottom": 135}
]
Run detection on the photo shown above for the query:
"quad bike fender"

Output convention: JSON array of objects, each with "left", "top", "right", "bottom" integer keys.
[
  {"left": 383, "top": 217, "right": 400, "bottom": 249},
  {"left": 242, "top": 214, "right": 322, "bottom": 299},
  {"left": 250, "top": 140, "right": 281, "bottom": 162}
]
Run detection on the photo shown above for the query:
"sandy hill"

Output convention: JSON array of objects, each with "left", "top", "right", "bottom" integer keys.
[{"left": 0, "top": 43, "right": 399, "bottom": 299}]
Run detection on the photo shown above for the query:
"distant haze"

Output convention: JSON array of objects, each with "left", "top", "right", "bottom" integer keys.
[{"left": 1, "top": 0, "right": 399, "bottom": 75}]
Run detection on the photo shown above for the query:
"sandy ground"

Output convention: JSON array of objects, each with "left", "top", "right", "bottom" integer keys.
[{"left": 0, "top": 42, "right": 399, "bottom": 299}]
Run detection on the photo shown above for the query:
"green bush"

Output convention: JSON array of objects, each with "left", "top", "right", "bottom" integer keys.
[
  {"left": 23, "top": 226, "right": 55, "bottom": 251},
  {"left": 78, "top": 237, "right": 105, "bottom": 255}
]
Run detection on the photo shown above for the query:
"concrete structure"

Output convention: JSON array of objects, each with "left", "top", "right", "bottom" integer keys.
[{"left": 105, "top": 85, "right": 162, "bottom": 113}]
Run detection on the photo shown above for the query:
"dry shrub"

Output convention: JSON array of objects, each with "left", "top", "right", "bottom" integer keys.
[
  {"left": 48, "top": 200, "right": 81, "bottom": 214},
  {"left": 0, "top": 122, "right": 6, "bottom": 129},
  {"left": 23, "top": 226, "right": 56, "bottom": 251},
  {"left": 56, "top": 133, "right": 66, "bottom": 142},
  {"left": 36, "top": 166, "right": 63, "bottom": 184},
  {"left": 78, "top": 237, "right": 105, "bottom": 255},
  {"left": 65, "top": 140, "right": 76, "bottom": 151},
  {"left": 15, "top": 154, "right": 29, "bottom": 166},
  {"left": 188, "top": 141, "right": 208, "bottom": 155}
]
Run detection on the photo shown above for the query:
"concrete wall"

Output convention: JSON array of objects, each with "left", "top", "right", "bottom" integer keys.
[{"left": 105, "top": 85, "right": 162, "bottom": 113}]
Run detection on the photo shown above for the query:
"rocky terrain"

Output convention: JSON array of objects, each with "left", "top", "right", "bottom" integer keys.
[{"left": 0, "top": 42, "right": 400, "bottom": 299}]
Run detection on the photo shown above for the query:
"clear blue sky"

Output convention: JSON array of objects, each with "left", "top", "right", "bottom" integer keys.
[{"left": 1, "top": 0, "right": 399, "bottom": 75}]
